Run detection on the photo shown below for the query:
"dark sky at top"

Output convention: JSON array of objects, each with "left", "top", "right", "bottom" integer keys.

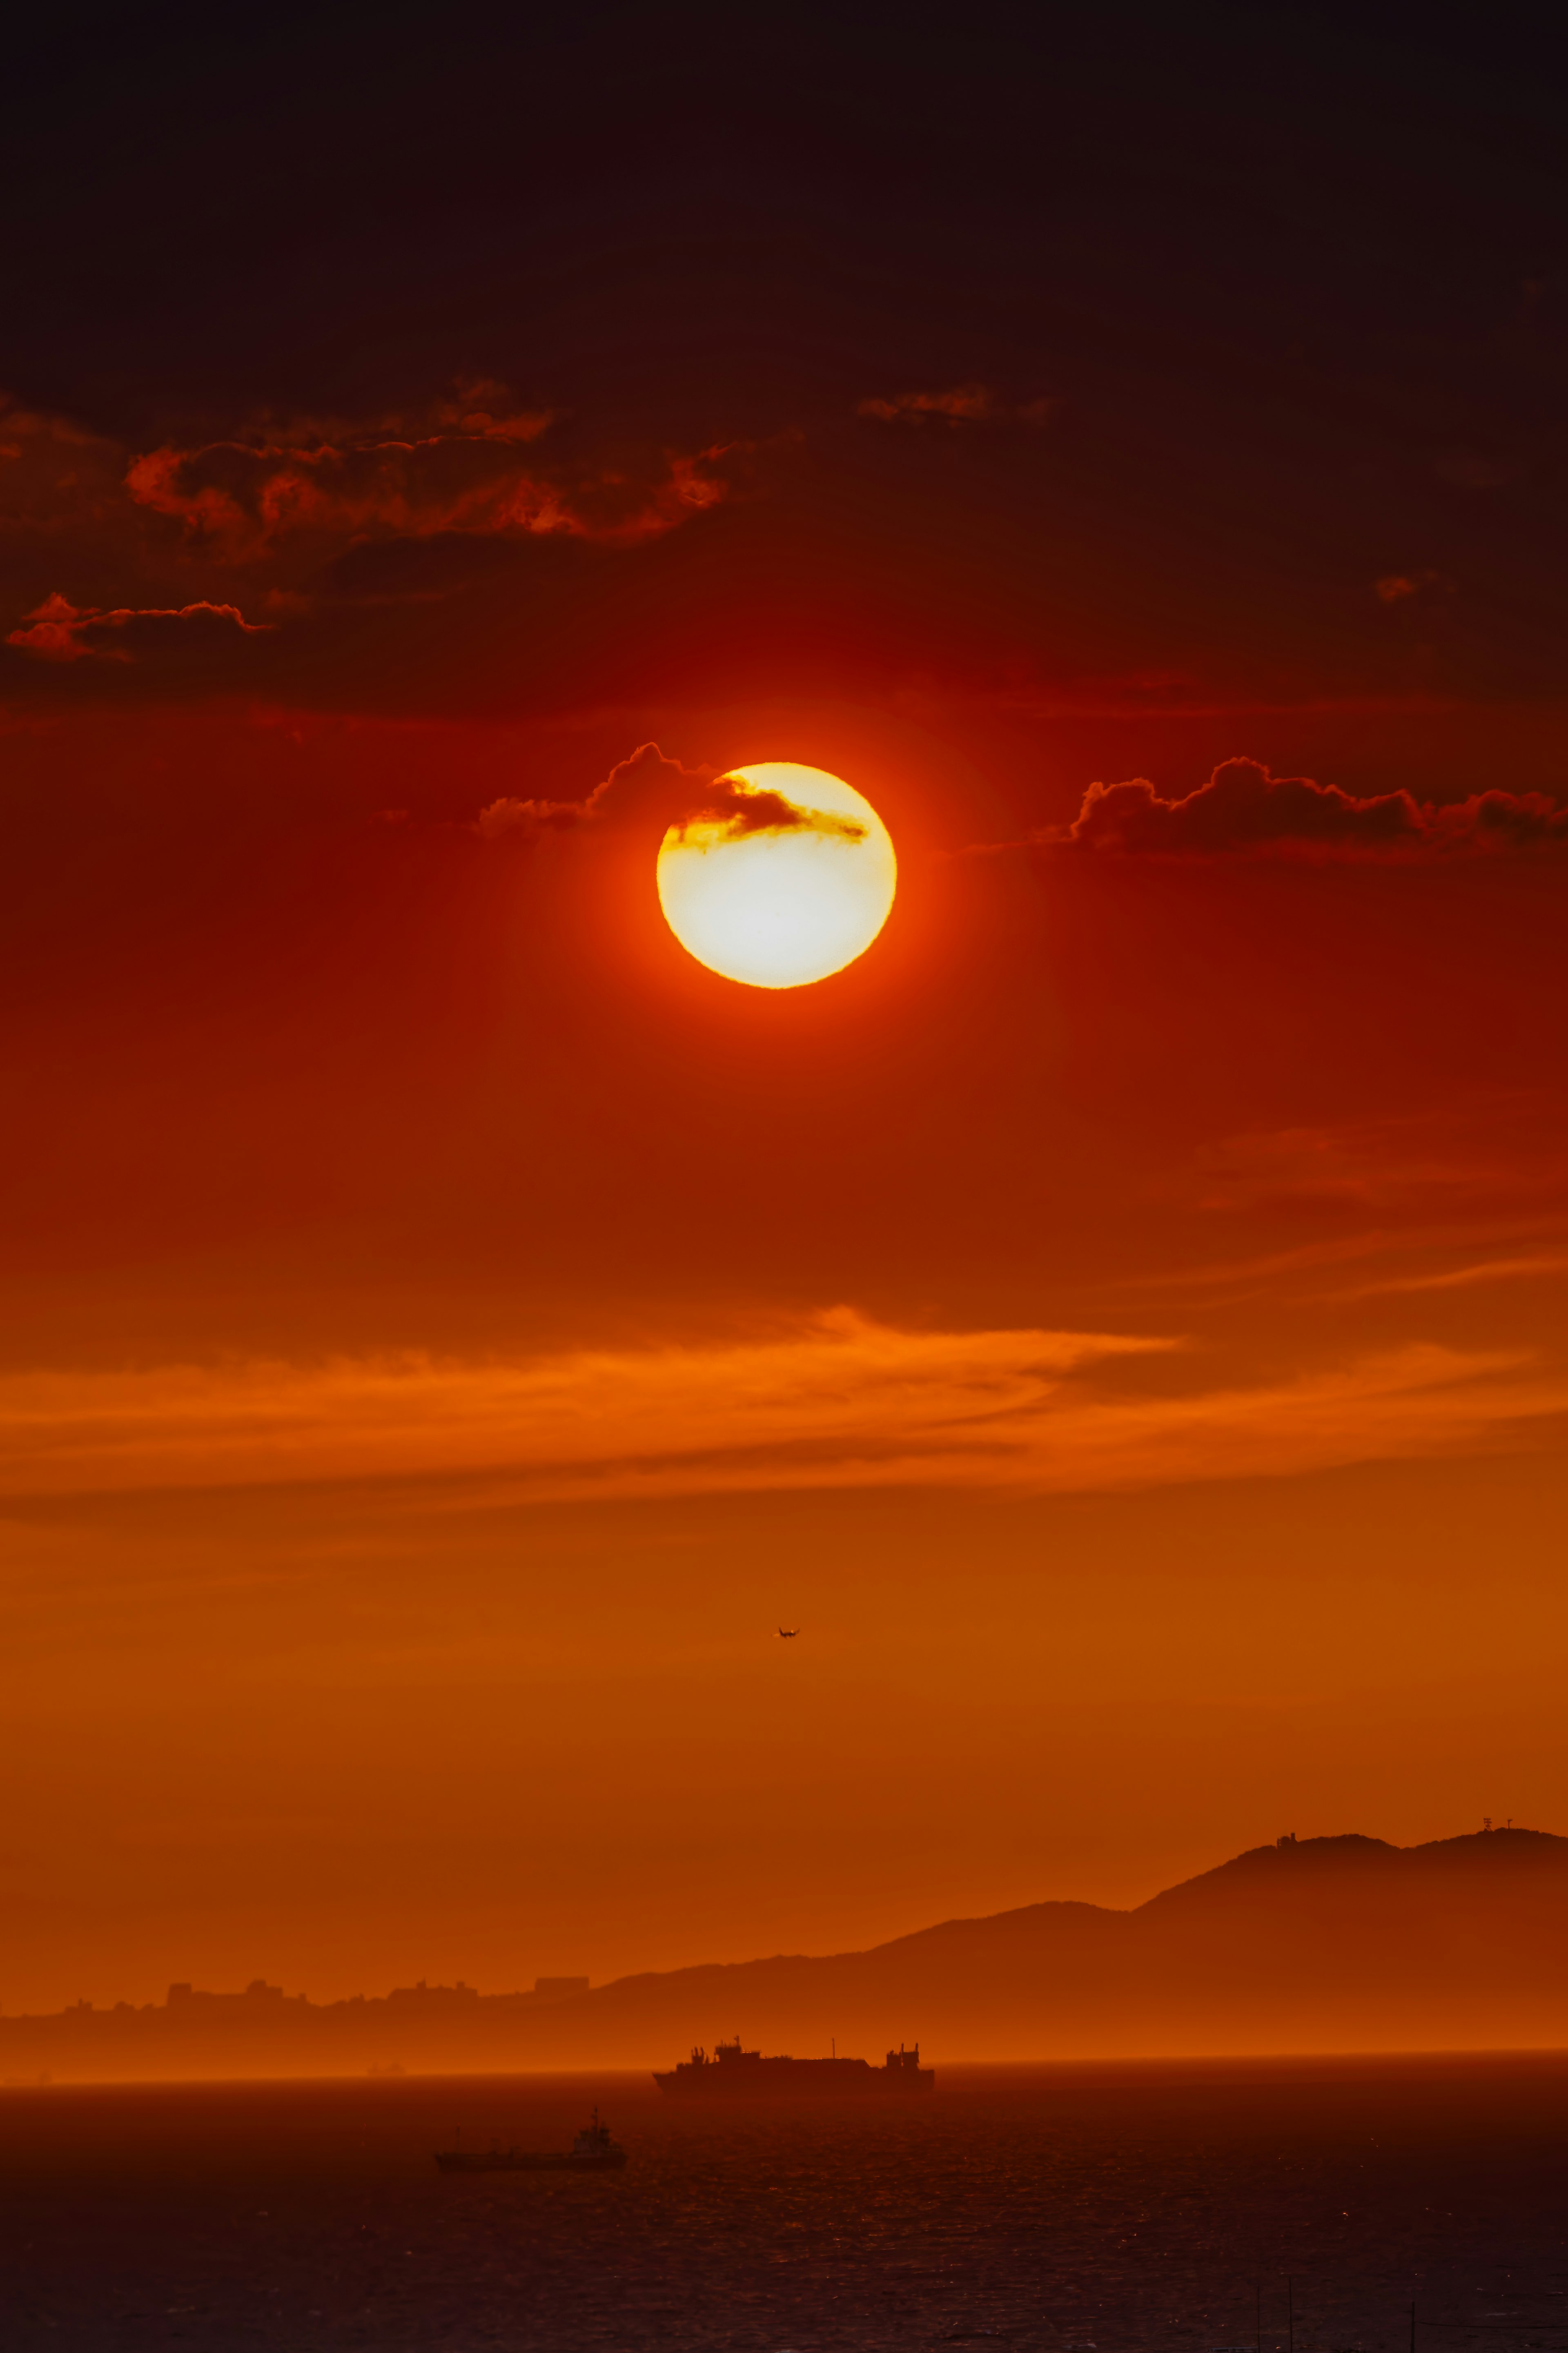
[{"left": 7, "top": 0, "right": 1568, "bottom": 722}]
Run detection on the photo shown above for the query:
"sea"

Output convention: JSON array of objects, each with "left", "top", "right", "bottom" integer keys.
[{"left": 3, "top": 2053, "right": 1566, "bottom": 2352}]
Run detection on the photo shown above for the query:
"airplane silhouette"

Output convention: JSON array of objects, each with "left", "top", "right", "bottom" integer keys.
[{"left": 778, "top": 1626, "right": 800, "bottom": 1638}]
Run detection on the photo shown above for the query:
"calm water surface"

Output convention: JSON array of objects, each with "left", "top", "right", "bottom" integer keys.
[{"left": 2, "top": 2055, "right": 1566, "bottom": 2352}]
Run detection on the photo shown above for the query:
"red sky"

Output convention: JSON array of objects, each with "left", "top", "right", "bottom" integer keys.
[{"left": 2, "top": 0, "right": 1568, "bottom": 2017}]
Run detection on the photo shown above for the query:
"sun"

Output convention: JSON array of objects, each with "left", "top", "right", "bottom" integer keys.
[{"left": 657, "top": 763, "right": 897, "bottom": 989}]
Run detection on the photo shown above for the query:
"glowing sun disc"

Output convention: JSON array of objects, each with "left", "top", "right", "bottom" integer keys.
[{"left": 657, "top": 762, "right": 897, "bottom": 989}]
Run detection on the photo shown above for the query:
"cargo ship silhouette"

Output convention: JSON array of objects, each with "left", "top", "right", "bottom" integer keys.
[{"left": 653, "top": 2036, "right": 933, "bottom": 2093}]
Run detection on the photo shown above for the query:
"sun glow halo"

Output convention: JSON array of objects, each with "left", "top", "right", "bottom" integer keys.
[{"left": 657, "top": 763, "right": 897, "bottom": 989}]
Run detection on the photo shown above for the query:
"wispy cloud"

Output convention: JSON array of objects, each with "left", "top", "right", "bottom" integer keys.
[
  {"left": 1374, "top": 568, "right": 1453, "bottom": 603},
  {"left": 1121, "top": 1107, "right": 1568, "bottom": 1308},
  {"left": 1, "top": 1313, "right": 1561, "bottom": 1505},
  {"left": 857, "top": 384, "right": 1054, "bottom": 426},
  {"left": 1337, "top": 1252, "right": 1568, "bottom": 1301}
]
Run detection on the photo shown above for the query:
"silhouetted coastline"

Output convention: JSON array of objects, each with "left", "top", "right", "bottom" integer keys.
[{"left": 6, "top": 1828, "right": 1567, "bottom": 2083}]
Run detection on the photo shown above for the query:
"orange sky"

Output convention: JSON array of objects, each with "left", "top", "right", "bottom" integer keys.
[
  {"left": 3, "top": 2, "right": 1568, "bottom": 2018},
  {"left": 3, "top": 705, "right": 1566, "bottom": 2013}
]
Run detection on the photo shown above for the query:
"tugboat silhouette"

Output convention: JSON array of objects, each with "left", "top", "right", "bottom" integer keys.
[{"left": 434, "top": 2108, "right": 626, "bottom": 2172}]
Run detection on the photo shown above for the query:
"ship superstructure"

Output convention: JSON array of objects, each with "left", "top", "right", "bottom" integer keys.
[{"left": 653, "top": 2036, "right": 933, "bottom": 2093}]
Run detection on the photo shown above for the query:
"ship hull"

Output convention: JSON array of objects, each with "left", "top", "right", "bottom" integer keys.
[
  {"left": 435, "top": 2150, "right": 626, "bottom": 2172},
  {"left": 653, "top": 2061, "right": 933, "bottom": 2095}
]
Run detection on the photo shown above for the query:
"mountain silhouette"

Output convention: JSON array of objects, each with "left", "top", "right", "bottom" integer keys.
[
  {"left": 557, "top": 1828, "right": 1568, "bottom": 2064},
  {"left": 5, "top": 1829, "right": 1565, "bottom": 2080}
]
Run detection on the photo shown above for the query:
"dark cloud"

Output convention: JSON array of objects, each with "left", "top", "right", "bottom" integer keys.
[
  {"left": 0, "top": 390, "right": 798, "bottom": 713},
  {"left": 669, "top": 776, "right": 866, "bottom": 846},
  {"left": 1446, "top": 790, "right": 1568, "bottom": 851},
  {"left": 1046, "top": 758, "right": 1568, "bottom": 859},
  {"left": 124, "top": 405, "right": 752, "bottom": 561},
  {"left": 476, "top": 743, "right": 714, "bottom": 843},
  {"left": 476, "top": 749, "right": 866, "bottom": 849},
  {"left": 0, "top": 388, "right": 765, "bottom": 615},
  {"left": 7, "top": 591, "right": 271, "bottom": 663}
]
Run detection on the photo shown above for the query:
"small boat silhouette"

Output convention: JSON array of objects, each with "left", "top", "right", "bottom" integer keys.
[{"left": 434, "top": 2108, "right": 626, "bottom": 2172}]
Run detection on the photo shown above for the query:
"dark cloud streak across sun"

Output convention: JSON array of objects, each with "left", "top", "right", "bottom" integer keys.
[{"left": 474, "top": 747, "right": 864, "bottom": 849}]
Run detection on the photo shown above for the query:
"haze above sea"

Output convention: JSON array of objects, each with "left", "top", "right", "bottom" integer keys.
[{"left": 3, "top": 2054, "right": 1565, "bottom": 2353}]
